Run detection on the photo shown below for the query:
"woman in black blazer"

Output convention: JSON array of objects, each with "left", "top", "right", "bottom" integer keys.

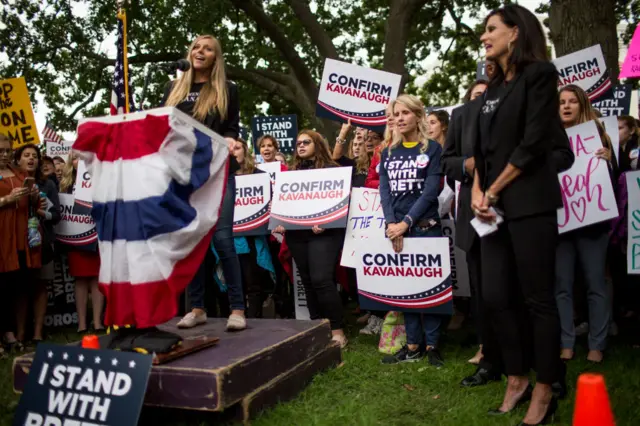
[{"left": 471, "top": 5, "right": 574, "bottom": 425}]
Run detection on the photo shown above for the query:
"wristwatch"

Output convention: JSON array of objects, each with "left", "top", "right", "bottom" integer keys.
[
  {"left": 485, "top": 192, "right": 499, "bottom": 206},
  {"left": 335, "top": 137, "right": 347, "bottom": 145}
]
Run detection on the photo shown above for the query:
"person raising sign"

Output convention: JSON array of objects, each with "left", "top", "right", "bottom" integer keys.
[
  {"left": 378, "top": 94, "right": 446, "bottom": 367},
  {"left": 162, "top": 34, "right": 246, "bottom": 331}
]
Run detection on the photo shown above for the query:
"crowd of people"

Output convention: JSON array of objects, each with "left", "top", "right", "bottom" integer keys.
[{"left": 0, "top": 3, "right": 638, "bottom": 425}]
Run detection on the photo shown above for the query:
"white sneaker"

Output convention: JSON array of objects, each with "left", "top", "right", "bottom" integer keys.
[
  {"left": 177, "top": 311, "right": 207, "bottom": 329},
  {"left": 359, "top": 315, "right": 383, "bottom": 335},
  {"left": 226, "top": 314, "right": 247, "bottom": 331}
]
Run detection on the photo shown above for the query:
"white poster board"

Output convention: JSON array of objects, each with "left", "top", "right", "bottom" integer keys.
[
  {"left": 553, "top": 44, "right": 611, "bottom": 100},
  {"left": 316, "top": 59, "right": 401, "bottom": 129},
  {"left": 600, "top": 116, "right": 620, "bottom": 165},
  {"left": 72, "top": 160, "right": 93, "bottom": 212},
  {"left": 627, "top": 171, "right": 640, "bottom": 274},
  {"left": 441, "top": 219, "right": 471, "bottom": 297},
  {"left": 45, "top": 140, "right": 74, "bottom": 161},
  {"left": 54, "top": 193, "right": 97, "bottom": 247},
  {"left": 233, "top": 173, "right": 271, "bottom": 236},
  {"left": 292, "top": 261, "right": 310, "bottom": 320},
  {"left": 257, "top": 161, "right": 281, "bottom": 187},
  {"left": 340, "top": 188, "right": 385, "bottom": 268},
  {"left": 558, "top": 120, "right": 619, "bottom": 233},
  {"left": 269, "top": 167, "right": 352, "bottom": 230}
]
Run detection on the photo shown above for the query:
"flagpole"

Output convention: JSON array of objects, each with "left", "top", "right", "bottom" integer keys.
[{"left": 117, "top": 0, "right": 130, "bottom": 113}]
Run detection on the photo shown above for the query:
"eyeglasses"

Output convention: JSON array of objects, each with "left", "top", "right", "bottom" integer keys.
[{"left": 296, "top": 139, "right": 313, "bottom": 147}]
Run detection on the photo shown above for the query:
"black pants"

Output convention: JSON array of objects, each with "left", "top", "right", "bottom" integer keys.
[
  {"left": 238, "top": 239, "right": 273, "bottom": 318},
  {"left": 286, "top": 229, "right": 344, "bottom": 330},
  {"left": 467, "top": 238, "right": 503, "bottom": 374},
  {"left": 481, "top": 213, "right": 560, "bottom": 384}
]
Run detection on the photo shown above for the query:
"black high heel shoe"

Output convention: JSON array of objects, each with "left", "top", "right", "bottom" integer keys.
[
  {"left": 488, "top": 384, "right": 533, "bottom": 415},
  {"left": 518, "top": 396, "right": 558, "bottom": 425}
]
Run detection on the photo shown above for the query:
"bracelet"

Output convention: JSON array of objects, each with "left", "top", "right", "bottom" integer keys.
[
  {"left": 403, "top": 215, "right": 414, "bottom": 228},
  {"left": 485, "top": 192, "right": 499, "bottom": 206},
  {"left": 336, "top": 137, "right": 347, "bottom": 145}
]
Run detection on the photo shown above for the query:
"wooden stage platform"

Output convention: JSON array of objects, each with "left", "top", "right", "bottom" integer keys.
[{"left": 13, "top": 318, "right": 341, "bottom": 422}]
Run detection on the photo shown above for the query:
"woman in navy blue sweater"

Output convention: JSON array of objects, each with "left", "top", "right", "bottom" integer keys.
[{"left": 379, "top": 94, "right": 445, "bottom": 366}]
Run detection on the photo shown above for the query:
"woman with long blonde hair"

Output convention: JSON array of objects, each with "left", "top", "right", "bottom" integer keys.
[
  {"left": 379, "top": 94, "right": 446, "bottom": 366},
  {"left": 161, "top": 34, "right": 247, "bottom": 331},
  {"left": 59, "top": 151, "right": 104, "bottom": 334}
]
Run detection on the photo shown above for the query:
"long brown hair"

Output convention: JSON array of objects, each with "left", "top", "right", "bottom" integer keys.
[
  {"left": 236, "top": 139, "right": 256, "bottom": 175},
  {"left": 559, "top": 84, "right": 613, "bottom": 153},
  {"left": 164, "top": 35, "right": 229, "bottom": 122},
  {"left": 291, "top": 130, "right": 337, "bottom": 170}
]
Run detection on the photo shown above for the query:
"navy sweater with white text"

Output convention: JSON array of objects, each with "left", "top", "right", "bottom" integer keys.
[{"left": 379, "top": 141, "right": 442, "bottom": 226}]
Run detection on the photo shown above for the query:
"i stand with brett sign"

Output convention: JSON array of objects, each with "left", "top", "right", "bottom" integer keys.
[{"left": 13, "top": 343, "right": 152, "bottom": 426}]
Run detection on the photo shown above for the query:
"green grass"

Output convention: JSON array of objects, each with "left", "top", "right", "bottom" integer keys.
[{"left": 2, "top": 323, "right": 640, "bottom": 426}]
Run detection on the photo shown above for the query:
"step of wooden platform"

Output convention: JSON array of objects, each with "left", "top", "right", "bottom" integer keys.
[{"left": 13, "top": 318, "right": 340, "bottom": 414}]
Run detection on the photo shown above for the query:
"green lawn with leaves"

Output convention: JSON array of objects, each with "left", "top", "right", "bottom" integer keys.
[{"left": 2, "top": 322, "right": 640, "bottom": 426}]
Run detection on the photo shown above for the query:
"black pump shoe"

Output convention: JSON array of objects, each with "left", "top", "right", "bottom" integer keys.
[
  {"left": 460, "top": 367, "right": 501, "bottom": 387},
  {"left": 518, "top": 396, "right": 558, "bottom": 425},
  {"left": 488, "top": 384, "right": 533, "bottom": 416}
]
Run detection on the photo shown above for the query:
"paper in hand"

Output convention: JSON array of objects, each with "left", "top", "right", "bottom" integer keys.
[{"left": 470, "top": 208, "right": 504, "bottom": 237}]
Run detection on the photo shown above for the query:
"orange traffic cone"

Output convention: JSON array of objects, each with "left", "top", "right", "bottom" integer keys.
[
  {"left": 573, "top": 373, "right": 615, "bottom": 426},
  {"left": 81, "top": 334, "right": 100, "bottom": 350}
]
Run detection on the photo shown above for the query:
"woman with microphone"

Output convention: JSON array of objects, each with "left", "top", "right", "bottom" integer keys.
[
  {"left": 471, "top": 5, "right": 573, "bottom": 424},
  {"left": 162, "top": 34, "right": 246, "bottom": 331}
]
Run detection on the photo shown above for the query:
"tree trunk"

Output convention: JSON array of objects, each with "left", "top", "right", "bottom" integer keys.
[{"left": 548, "top": 0, "right": 619, "bottom": 82}]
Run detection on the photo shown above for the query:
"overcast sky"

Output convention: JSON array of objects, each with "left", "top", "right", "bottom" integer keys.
[{"left": 25, "top": 0, "right": 547, "bottom": 140}]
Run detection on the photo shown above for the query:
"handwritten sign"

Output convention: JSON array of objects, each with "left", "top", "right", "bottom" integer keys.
[
  {"left": 627, "top": 171, "right": 640, "bottom": 274},
  {"left": 269, "top": 167, "right": 352, "bottom": 230},
  {"left": 45, "top": 254, "right": 78, "bottom": 328},
  {"left": 292, "top": 261, "right": 310, "bottom": 320},
  {"left": 233, "top": 173, "right": 271, "bottom": 236},
  {"left": 553, "top": 45, "right": 611, "bottom": 100},
  {"left": 72, "top": 160, "right": 93, "bottom": 215},
  {"left": 557, "top": 120, "right": 619, "bottom": 233},
  {"left": 441, "top": 220, "right": 471, "bottom": 298},
  {"left": 340, "top": 188, "right": 385, "bottom": 268},
  {"left": 592, "top": 85, "right": 632, "bottom": 117},
  {"left": 55, "top": 194, "right": 98, "bottom": 250},
  {"left": 619, "top": 26, "right": 640, "bottom": 79},
  {"left": 13, "top": 343, "right": 152, "bottom": 426},
  {"left": 251, "top": 115, "right": 298, "bottom": 154},
  {"left": 316, "top": 59, "right": 401, "bottom": 131},
  {"left": 46, "top": 140, "right": 74, "bottom": 161},
  {"left": 355, "top": 236, "right": 453, "bottom": 315},
  {"left": 0, "top": 77, "right": 40, "bottom": 147}
]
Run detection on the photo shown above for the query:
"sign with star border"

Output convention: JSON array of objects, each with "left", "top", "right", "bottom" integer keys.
[
  {"left": 13, "top": 343, "right": 152, "bottom": 426},
  {"left": 269, "top": 167, "right": 352, "bottom": 230},
  {"left": 316, "top": 59, "right": 401, "bottom": 132},
  {"left": 233, "top": 172, "right": 271, "bottom": 236},
  {"left": 354, "top": 236, "right": 453, "bottom": 315},
  {"left": 251, "top": 114, "right": 298, "bottom": 154}
]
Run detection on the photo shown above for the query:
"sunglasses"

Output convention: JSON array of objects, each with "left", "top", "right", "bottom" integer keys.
[{"left": 296, "top": 139, "right": 313, "bottom": 147}]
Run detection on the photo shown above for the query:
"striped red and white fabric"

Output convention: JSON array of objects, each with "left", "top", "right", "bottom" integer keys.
[{"left": 73, "top": 107, "right": 229, "bottom": 327}]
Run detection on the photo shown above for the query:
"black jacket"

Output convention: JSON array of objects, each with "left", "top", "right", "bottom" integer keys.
[{"left": 473, "top": 61, "right": 574, "bottom": 221}]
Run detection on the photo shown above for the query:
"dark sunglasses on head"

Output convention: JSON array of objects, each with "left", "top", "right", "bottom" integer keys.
[{"left": 296, "top": 139, "right": 312, "bottom": 147}]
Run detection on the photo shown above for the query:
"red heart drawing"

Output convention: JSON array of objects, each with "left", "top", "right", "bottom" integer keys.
[{"left": 570, "top": 198, "right": 587, "bottom": 223}]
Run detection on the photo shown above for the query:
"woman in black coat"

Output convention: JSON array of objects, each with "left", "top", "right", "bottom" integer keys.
[{"left": 471, "top": 5, "right": 574, "bottom": 425}]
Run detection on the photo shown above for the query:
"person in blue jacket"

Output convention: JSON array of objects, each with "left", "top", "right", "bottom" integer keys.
[{"left": 379, "top": 94, "right": 446, "bottom": 367}]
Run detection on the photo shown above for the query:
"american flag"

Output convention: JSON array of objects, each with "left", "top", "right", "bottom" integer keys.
[
  {"left": 42, "top": 121, "right": 62, "bottom": 143},
  {"left": 110, "top": 12, "right": 135, "bottom": 115}
]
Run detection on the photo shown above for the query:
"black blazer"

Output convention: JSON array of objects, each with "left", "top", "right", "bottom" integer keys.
[
  {"left": 473, "top": 61, "right": 574, "bottom": 220},
  {"left": 441, "top": 98, "right": 483, "bottom": 252}
]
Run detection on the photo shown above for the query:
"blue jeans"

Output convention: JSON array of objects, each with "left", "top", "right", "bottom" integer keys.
[
  {"left": 188, "top": 174, "right": 245, "bottom": 311},
  {"left": 402, "top": 224, "right": 444, "bottom": 348}
]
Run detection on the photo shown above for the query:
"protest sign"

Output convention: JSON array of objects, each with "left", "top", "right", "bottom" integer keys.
[
  {"left": 45, "top": 254, "right": 78, "bottom": 328},
  {"left": 600, "top": 116, "right": 620, "bottom": 164},
  {"left": 239, "top": 127, "right": 249, "bottom": 142},
  {"left": 55, "top": 194, "right": 98, "bottom": 250},
  {"left": 269, "top": 167, "right": 352, "bottom": 230},
  {"left": 438, "top": 182, "right": 455, "bottom": 218},
  {"left": 355, "top": 236, "right": 453, "bottom": 315},
  {"left": 316, "top": 59, "right": 401, "bottom": 131},
  {"left": 591, "top": 85, "right": 632, "bottom": 117},
  {"left": 46, "top": 140, "right": 74, "bottom": 161},
  {"left": 233, "top": 173, "right": 271, "bottom": 236},
  {"left": 251, "top": 115, "right": 298, "bottom": 154},
  {"left": 454, "top": 181, "right": 461, "bottom": 221},
  {"left": 340, "top": 188, "right": 386, "bottom": 268},
  {"left": 72, "top": 160, "right": 93, "bottom": 215},
  {"left": 257, "top": 161, "right": 281, "bottom": 187},
  {"left": 0, "top": 77, "right": 40, "bottom": 147},
  {"left": 13, "top": 343, "right": 152, "bottom": 426},
  {"left": 441, "top": 220, "right": 471, "bottom": 298},
  {"left": 627, "top": 171, "right": 640, "bottom": 274},
  {"left": 553, "top": 45, "right": 611, "bottom": 100},
  {"left": 292, "top": 261, "right": 310, "bottom": 320},
  {"left": 619, "top": 25, "right": 640, "bottom": 79},
  {"left": 558, "top": 120, "right": 619, "bottom": 233}
]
